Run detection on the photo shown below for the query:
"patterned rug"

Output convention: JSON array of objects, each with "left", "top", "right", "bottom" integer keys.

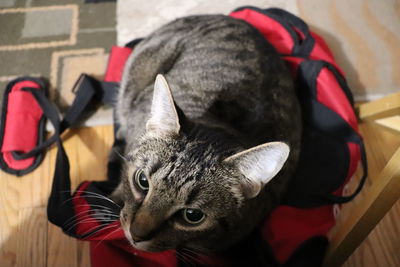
[{"left": 0, "top": 0, "right": 116, "bottom": 125}]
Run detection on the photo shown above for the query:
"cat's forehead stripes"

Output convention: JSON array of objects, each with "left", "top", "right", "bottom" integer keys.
[{"left": 161, "top": 142, "right": 217, "bottom": 184}]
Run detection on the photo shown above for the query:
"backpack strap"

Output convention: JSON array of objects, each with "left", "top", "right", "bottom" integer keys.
[
  {"left": 46, "top": 39, "right": 137, "bottom": 235},
  {"left": 6, "top": 74, "right": 114, "bottom": 231},
  {"left": 44, "top": 74, "right": 102, "bottom": 228},
  {"left": 309, "top": 99, "right": 368, "bottom": 204},
  {"left": 295, "top": 60, "right": 367, "bottom": 205}
]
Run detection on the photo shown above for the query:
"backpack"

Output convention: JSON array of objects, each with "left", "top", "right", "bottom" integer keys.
[{"left": 4, "top": 6, "right": 367, "bottom": 267}]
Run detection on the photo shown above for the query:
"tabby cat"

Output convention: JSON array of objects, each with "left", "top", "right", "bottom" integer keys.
[{"left": 111, "top": 14, "right": 302, "bottom": 255}]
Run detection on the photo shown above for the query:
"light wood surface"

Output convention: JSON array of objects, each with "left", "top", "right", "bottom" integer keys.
[
  {"left": 0, "top": 126, "right": 113, "bottom": 267},
  {"left": 1, "top": 123, "right": 400, "bottom": 267},
  {"left": 326, "top": 122, "right": 400, "bottom": 267},
  {"left": 358, "top": 92, "right": 400, "bottom": 121}
]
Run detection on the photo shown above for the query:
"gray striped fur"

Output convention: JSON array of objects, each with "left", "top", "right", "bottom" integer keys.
[{"left": 112, "top": 14, "right": 302, "bottom": 253}]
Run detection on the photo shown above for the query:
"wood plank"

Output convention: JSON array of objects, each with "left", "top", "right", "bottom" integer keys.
[
  {"left": 77, "top": 241, "right": 91, "bottom": 267},
  {"left": 343, "top": 200, "right": 400, "bottom": 267},
  {"left": 45, "top": 126, "right": 113, "bottom": 267},
  {"left": 47, "top": 223, "right": 78, "bottom": 267},
  {"left": 324, "top": 143, "right": 400, "bottom": 266},
  {"left": 376, "top": 115, "right": 400, "bottom": 133},
  {"left": 0, "top": 136, "right": 54, "bottom": 211},
  {"left": 0, "top": 208, "right": 19, "bottom": 267},
  {"left": 358, "top": 92, "right": 400, "bottom": 121},
  {"left": 327, "top": 122, "right": 400, "bottom": 266},
  {"left": 16, "top": 208, "right": 47, "bottom": 267}
]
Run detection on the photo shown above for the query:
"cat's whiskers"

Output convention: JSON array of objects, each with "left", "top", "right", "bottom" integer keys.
[
  {"left": 59, "top": 190, "right": 121, "bottom": 208},
  {"left": 114, "top": 149, "right": 128, "bottom": 162},
  {"left": 76, "top": 203, "right": 114, "bottom": 211},
  {"left": 176, "top": 251, "right": 196, "bottom": 267},
  {"left": 73, "top": 190, "right": 121, "bottom": 207},
  {"left": 93, "top": 226, "right": 123, "bottom": 250},
  {"left": 181, "top": 247, "right": 208, "bottom": 265},
  {"left": 63, "top": 207, "right": 118, "bottom": 223},
  {"left": 79, "top": 223, "right": 121, "bottom": 239},
  {"left": 63, "top": 213, "right": 119, "bottom": 230},
  {"left": 63, "top": 207, "right": 118, "bottom": 227},
  {"left": 59, "top": 195, "right": 121, "bottom": 209},
  {"left": 65, "top": 216, "right": 118, "bottom": 232},
  {"left": 182, "top": 250, "right": 204, "bottom": 266}
]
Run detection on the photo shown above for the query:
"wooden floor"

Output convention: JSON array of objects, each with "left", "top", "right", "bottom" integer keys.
[{"left": 0, "top": 122, "right": 399, "bottom": 267}]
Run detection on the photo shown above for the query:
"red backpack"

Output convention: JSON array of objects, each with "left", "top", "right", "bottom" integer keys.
[{"left": 2, "top": 6, "right": 367, "bottom": 267}]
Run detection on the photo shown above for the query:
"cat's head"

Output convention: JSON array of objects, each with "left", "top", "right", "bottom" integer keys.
[{"left": 118, "top": 74, "right": 289, "bottom": 253}]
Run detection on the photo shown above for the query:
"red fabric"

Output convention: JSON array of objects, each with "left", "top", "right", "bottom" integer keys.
[
  {"left": 1, "top": 81, "right": 42, "bottom": 169},
  {"left": 263, "top": 206, "right": 335, "bottom": 264},
  {"left": 104, "top": 46, "right": 133, "bottom": 82},
  {"left": 90, "top": 241, "right": 177, "bottom": 267},
  {"left": 309, "top": 32, "right": 344, "bottom": 76},
  {"left": 230, "top": 9, "right": 294, "bottom": 55},
  {"left": 316, "top": 68, "right": 358, "bottom": 131}
]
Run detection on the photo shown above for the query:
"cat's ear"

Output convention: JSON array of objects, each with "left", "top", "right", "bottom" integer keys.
[
  {"left": 146, "top": 74, "right": 180, "bottom": 136},
  {"left": 223, "top": 142, "right": 290, "bottom": 198}
]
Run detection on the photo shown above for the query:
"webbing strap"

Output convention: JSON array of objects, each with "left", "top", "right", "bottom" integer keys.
[
  {"left": 11, "top": 75, "right": 118, "bottom": 228},
  {"left": 13, "top": 75, "right": 117, "bottom": 161},
  {"left": 309, "top": 99, "right": 368, "bottom": 204}
]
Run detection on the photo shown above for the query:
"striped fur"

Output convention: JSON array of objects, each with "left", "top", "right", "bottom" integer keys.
[{"left": 113, "top": 15, "right": 302, "bottom": 253}]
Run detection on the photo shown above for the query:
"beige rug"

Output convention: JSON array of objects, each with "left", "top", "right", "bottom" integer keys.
[{"left": 118, "top": 0, "right": 400, "bottom": 101}]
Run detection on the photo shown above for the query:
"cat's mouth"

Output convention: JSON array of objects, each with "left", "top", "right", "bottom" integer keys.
[
  {"left": 130, "top": 240, "right": 163, "bottom": 252},
  {"left": 121, "top": 224, "right": 168, "bottom": 252}
]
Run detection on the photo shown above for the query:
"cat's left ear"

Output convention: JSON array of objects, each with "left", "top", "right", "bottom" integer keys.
[
  {"left": 223, "top": 142, "right": 290, "bottom": 198},
  {"left": 146, "top": 74, "right": 180, "bottom": 136}
]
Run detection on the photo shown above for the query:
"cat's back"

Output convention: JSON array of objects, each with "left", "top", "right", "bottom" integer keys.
[{"left": 118, "top": 14, "right": 300, "bottom": 147}]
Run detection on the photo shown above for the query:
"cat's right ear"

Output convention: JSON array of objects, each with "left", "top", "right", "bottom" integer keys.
[
  {"left": 223, "top": 142, "right": 290, "bottom": 198},
  {"left": 146, "top": 74, "right": 180, "bottom": 137}
]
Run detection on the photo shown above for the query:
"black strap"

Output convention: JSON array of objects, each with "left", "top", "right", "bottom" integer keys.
[
  {"left": 309, "top": 99, "right": 368, "bottom": 204},
  {"left": 12, "top": 88, "right": 61, "bottom": 160},
  {"left": 8, "top": 75, "right": 117, "bottom": 228},
  {"left": 12, "top": 74, "right": 118, "bottom": 161}
]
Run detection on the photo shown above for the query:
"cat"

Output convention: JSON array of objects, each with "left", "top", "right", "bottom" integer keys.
[{"left": 111, "top": 14, "right": 302, "bottom": 256}]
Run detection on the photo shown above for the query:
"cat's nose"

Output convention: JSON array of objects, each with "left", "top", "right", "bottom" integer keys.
[{"left": 130, "top": 211, "right": 159, "bottom": 242}]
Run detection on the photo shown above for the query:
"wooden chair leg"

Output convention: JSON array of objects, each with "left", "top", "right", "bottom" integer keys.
[
  {"left": 323, "top": 145, "right": 400, "bottom": 267},
  {"left": 357, "top": 92, "right": 400, "bottom": 121},
  {"left": 375, "top": 116, "right": 400, "bottom": 134}
]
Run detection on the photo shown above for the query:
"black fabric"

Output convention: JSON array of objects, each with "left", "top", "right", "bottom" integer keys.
[
  {"left": 284, "top": 236, "right": 328, "bottom": 267},
  {"left": 286, "top": 100, "right": 368, "bottom": 206},
  {"left": 125, "top": 38, "right": 143, "bottom": 48},
  {"left": 0, "top": 77, "right": 47, "bottom": 176},
  {"left": 45, "top": 74, "right": 117, "bottom": 234},
  {"left": 298, "top": 60, "right": 354, "bottom": 106},
  {"left": 284, "top": 60, "right": 367, "bottom": 207}
]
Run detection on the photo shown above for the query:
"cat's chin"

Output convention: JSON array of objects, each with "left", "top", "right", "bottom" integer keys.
[{"left": 129, "top": 240, "right": 170, "bottom": 253}]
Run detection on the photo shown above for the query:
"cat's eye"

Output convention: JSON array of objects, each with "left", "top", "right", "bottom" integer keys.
[
  {"left": 134, "top": 169, "right": 149, "bottom": 191},
  {"left": 182, "top": 208, "right": 205, "bottom": 224}
]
